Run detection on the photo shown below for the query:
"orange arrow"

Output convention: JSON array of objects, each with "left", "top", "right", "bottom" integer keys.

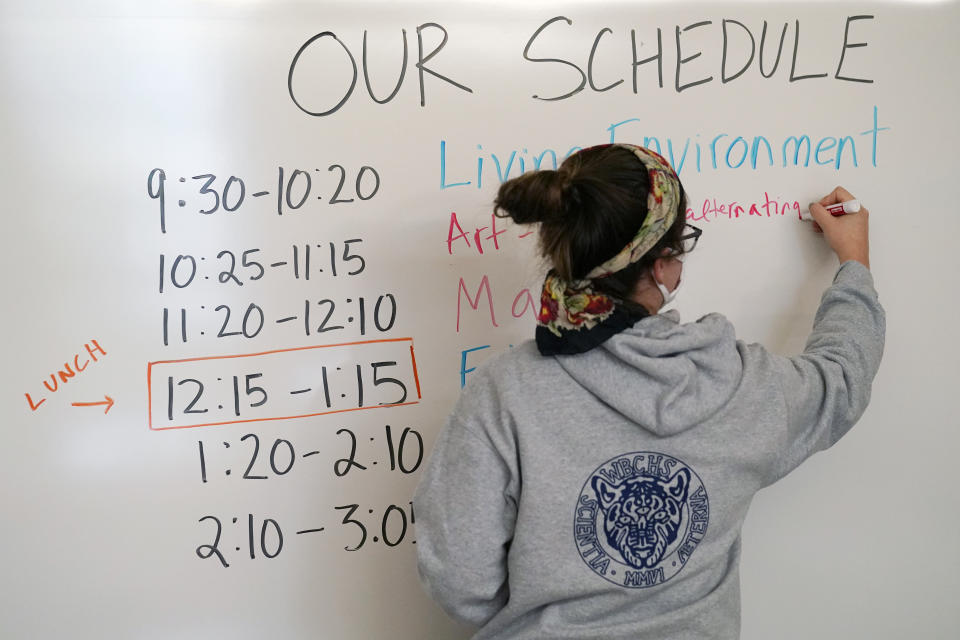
[{"left": 72, "top": 395, "right": 114, "bottom": 414}]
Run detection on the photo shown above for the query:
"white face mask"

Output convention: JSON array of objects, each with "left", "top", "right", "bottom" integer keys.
[{"left": 654, "top": 262, "right": 683, "bottom": 310}]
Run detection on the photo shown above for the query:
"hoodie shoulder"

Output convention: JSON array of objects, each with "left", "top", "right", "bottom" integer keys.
[
  {"left": 553, "top": 312, "right": 744, "bottom": 436},
  {"left": 691, "top": 312, "right": 737, "bottom": 339}
]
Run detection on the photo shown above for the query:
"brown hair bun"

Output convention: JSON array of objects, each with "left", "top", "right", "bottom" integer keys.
[{"left": 493, "top": 145, "right": 689, "bottom": 312}]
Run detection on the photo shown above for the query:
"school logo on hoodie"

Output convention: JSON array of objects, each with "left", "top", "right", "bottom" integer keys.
[{"left": 574, "top": 452, "right": 709, "bottom": 588}]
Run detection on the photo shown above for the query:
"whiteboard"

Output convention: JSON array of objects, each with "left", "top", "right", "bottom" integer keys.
[{"left": 1, "top": 1, "right": 957, "bottom": 638}]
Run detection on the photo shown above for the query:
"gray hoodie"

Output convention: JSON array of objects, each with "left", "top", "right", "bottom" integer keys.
[{"left": 415, "top": 261, "right": 885, "bottom": 639}]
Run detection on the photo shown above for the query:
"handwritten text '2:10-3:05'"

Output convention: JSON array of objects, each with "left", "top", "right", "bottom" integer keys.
[{"left": 197, "top": 502, "right": 417, "bottom": 567}]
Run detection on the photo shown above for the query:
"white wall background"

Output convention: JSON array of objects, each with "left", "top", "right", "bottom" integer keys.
[{"left": 1, "top": 1, "right": 957, "bottom": 638}]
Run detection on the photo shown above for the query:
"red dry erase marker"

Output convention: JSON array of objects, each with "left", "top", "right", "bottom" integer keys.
[{"left": 799, "top": 199, "right": 860, "bottom": 221}]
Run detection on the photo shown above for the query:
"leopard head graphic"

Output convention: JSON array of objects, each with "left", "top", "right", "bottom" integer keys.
[{"left": 592, "top": 468, "right": 690, "bottom": 570}]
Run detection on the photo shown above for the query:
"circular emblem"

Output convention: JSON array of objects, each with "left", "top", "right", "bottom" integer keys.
[{"left": 573, "top": 451, "right": 709, "bottom": 588}]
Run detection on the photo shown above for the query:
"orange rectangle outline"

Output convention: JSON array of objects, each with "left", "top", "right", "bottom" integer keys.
[{"left": 148, "top": 337, "right": 420, "bottom": 431}]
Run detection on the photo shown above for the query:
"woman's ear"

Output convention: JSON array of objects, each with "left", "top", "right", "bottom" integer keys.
[{"left": 651, "top": 256, "right": 669, "bottom": 285}]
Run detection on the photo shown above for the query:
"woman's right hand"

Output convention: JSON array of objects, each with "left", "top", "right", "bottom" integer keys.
[{"left": 810, "top": 186, "right": 870, "bottom": 269}]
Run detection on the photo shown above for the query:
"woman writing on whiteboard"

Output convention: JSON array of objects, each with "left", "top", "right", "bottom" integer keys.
[{"left": 414, "top": 144, "right": 884, "bottom": 639}]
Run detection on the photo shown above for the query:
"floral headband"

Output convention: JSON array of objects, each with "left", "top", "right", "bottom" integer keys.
[{"left": 536, "top": 143, "right": 682, "bottom": 355}]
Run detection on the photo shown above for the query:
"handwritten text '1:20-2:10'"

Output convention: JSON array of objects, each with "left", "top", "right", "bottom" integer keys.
[{"left": 195, "top": 425, "right": 423, "bottom": 483}]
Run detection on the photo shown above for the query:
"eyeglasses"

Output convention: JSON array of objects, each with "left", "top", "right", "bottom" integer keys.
[{"left": 666, "top": 223, "right": 702, "bottom": 256}]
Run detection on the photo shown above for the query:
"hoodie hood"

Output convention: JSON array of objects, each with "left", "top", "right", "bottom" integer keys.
[{"left": 554, "top": 310, "right": 744, "bottom": 436}]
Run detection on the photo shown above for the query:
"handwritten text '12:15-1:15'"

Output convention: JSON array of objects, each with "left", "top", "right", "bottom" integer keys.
[{"left": 147, "top": 337, "right": 421, "bottom": 430}]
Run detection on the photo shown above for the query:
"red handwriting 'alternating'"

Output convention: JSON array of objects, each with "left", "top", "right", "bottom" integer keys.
[{"left": 686, "top": 192, "right": 801, "bottom": 223}]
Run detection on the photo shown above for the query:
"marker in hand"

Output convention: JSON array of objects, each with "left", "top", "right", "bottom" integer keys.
[{"left": 799, "top": 199, "right": 860, "bottom": 221}]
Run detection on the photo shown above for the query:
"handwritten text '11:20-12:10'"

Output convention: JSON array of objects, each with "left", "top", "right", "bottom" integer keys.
[{"left": 160, "top": 294, "right": 397, "bottom": 346}]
